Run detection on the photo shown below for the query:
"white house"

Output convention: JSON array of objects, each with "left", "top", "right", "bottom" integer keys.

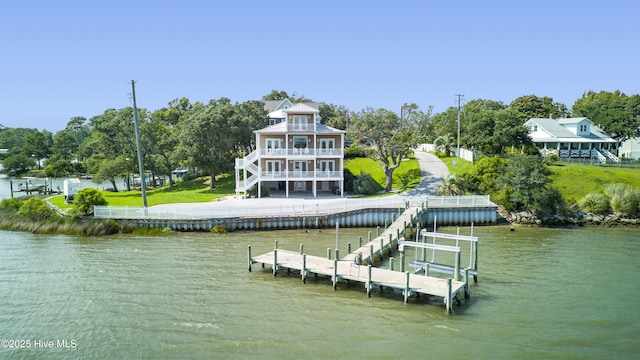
[
  {"left": 619, "top": 137, "right": 640, "bottom": 160},
  {"left": 524, "top": 117, "right": 619, "bottom": 163},
  {"left": 235, "top": 102, "right": 345, "bottom": 198}
]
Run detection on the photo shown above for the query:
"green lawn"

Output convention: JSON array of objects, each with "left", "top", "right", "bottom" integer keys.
[
  {"left": 438, "top": 155, "right": 473, "bottom": 176},
  {"left": 437, "top": 153, "right": 640, "bottom": 202},
  {"left": 48, "top": 173, "right": 235, "bottom": 208},
  {"left": 344, "top": 155, "right": 421, "bottom": 192},
  {"left": 548, "top": 163, "right": 640, "bottom": 202}
]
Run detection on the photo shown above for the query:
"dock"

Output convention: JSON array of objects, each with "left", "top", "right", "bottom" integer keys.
[{"left": 248, "top": 204, "right": 476, "bottom": 313}]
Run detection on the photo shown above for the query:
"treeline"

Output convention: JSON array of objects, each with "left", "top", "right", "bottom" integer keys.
[{"left": 1, "top": 90, "right": 639, "bottom": 193}]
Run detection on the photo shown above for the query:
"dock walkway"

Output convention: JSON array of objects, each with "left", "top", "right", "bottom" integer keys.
[{"left": 248, "top": 204, "right": 474, "bottom": 313}]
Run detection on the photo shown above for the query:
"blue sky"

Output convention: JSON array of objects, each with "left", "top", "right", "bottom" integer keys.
[{"left": 1, "top": 0, "right": 638, "bottom": 132}]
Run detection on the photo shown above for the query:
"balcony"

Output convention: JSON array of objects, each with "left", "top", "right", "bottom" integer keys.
[
  {"left": 287, "top": 123, "right": 315, "bottom": 132},
  {"left": 259, "top": 148, "right": 344, "bottom": 157},
  {"left": 258, "top": 171, "right": 342, "bottom": 180}
]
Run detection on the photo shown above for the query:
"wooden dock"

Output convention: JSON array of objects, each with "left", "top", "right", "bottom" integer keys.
[{"left": 248, "top": 204, "right": 475, "bottom": 313}]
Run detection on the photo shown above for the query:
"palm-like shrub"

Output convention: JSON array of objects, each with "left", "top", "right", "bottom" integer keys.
[{"left": 578, "top": 192, "right": 610, "bottom": 214}]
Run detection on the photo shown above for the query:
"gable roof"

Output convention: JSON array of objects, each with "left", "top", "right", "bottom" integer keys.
[
  {"left": 263, "top": 99, "right": 293, "bottom": 112},
  {"left": 525, "top": 117, "right": 616, "bottom": 143}
]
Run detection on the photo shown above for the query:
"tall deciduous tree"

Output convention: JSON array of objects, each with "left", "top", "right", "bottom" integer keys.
[
  {"left": 572, "top": 90, "right": 640, "bottom": 141},
  {"left": 178, "top": 98, "right": 239, "bottom": 189},
  {"left": 509, "top": 94, "right": 568, "bottom": 121},
  {"left": 348, "top": 107, "right": 418, "bottom": 192}
]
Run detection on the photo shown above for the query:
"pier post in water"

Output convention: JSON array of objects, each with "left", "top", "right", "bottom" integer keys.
[
  {"left": 404, "top": 272, "right": 410, "bottom": 303},
  {"left": 247, "top": 245, "right": 252, "bottom": 272},
  {"left": 401, "top": 251, "right": 405, "bottom": 272},
  {"left": 300, "top": 244, "right": 304, "bottom": 255},
  {"left": 327, "top": 248, "right": 332, "bottom": 260},
  {"left": 332, "top": 259, "right": 338, "bottom": 290},
  {"left": 464, "top": 268, "right": 470, "bottom": 298},
  {"left": 446, "top": 278, "right": 453, "bottom": 313},
  {"left": 366, "top": 265, "right": 372, "bottom": 298},
  {"left": 273, "top": 249, "right": 278, "bottom": 276},
  {"left": 376, "top": 226, "right": 380, "bottom": 236},
  {"left": 347, "top": 242, "right": 352, "bottom": 254},
  {"left": 358, "top": 236, "right": 363, "bottom": 248},
  {"left": 389, "top": 257, "right": 394, "bottom": 271},
  {"left": 302, "top": 254, "right": 307, "bottom": 283},
  {"left": 454, "top": 251, "right": 461, "bottom": 281},
  {"left": 335, "top": 248, "right": 340, "bottom": 260}
]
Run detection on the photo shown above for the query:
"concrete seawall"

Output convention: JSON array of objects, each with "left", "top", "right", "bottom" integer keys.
[{"left": 118, "top": 205, "right": 497, "bottom": 232}]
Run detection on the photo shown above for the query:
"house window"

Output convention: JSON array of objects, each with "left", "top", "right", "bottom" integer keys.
[
  {"left": 293, "top": 116, "right": 307, "bottom": 130},
  {"left": 533, "top": 125, "right": 538, "bottom": 132},
  {"left": 293, "top": 136, "right": 308, "bottom": 149},
  {"left": 579, "top": 125, "right": 588, "bottom": 133},
  {"left": 266, "top": 138, "right": 281, "bottom": 153}
]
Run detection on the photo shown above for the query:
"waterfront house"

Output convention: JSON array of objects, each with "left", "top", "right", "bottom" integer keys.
[
  {"left": 235, "top": 102, "right": 345, "bottom": 198},
  {"left": 524, "top": 117, "right": 619, "bottom": 163}
]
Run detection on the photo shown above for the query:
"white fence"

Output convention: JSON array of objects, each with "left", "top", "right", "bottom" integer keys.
[
  {"left": 94, "top": 195, "right": 493, "bottom": 220},
  {"left": 418, "top": 144, "right": 474, "bottom": 163}
]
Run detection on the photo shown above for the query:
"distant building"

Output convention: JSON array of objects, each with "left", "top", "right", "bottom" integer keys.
[
  {"left": 235, "top": 100, "right": 345, "bottom": 198},
  {"left": 619, "top": 137, "right": 640, "bottom": 160},
  {"left": 524, "top": 117, "right": 619, "bottom": 163}
]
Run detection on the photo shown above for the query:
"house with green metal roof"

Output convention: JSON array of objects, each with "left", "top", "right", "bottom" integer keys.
[{"left": 524, "top": 117, "right": 619, "bottom": 163}]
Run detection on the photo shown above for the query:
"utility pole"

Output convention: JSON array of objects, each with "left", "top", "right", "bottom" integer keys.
[
  {"left": 131, "top": 80, "right": 148, "bottom": 209},
  {"left": 455, "top": 94, "right": 464, "bottom": 158}
]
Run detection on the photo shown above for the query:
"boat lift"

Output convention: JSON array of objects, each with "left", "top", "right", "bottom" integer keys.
[{"left": 398, "top": 220, "right": 478, "bottom": 283}]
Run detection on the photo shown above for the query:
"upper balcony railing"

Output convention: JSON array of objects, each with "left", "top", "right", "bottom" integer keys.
[
  {"left": 287, "top": 123, "right": 315, "bottom": 132},
  {"left": 260, "top": 148, "right": 343, "bottom": 157}
]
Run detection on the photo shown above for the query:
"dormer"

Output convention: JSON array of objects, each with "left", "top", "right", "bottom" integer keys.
[{"left": 558, "top": 117, "right": 592, "bottom": 136}]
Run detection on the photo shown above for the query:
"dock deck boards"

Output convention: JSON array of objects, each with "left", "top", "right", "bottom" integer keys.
[{"left": 249, "top": 205, "right": 473, "bottom": 312}]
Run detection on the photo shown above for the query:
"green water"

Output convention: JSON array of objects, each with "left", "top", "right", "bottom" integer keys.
[{"left": 0, "top": 226, "right": 638, "bottom": 359}]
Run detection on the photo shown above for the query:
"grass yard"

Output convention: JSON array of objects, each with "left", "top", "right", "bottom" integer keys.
[
  {"left": 548, "top": 162, "right": 640, "bottom": 202},
  {"left": 344, "top": 155, "right": 421, "bottom": 192},
  {"left": 438, "top": 156, "right": 473, "bottom": 176},
  {"left": 436, "top": 153, "right": 640, "bottom": 203},
  {"left": 48, "top": 173, "right": 236, "bottom": 208}
]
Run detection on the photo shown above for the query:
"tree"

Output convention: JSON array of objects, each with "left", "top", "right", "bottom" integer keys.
[
  {"left": 572, "top": 90, "right": 640, "bottom": 141},
  {"left": 437, "top": 174, "right": 467, "bottom": 196},
  {"left": 0, "top": 154, "right": 36, "bottom": 176},
  {"left": 177, "top": 98, "right": 240, "bottom": 189},
  {"left": 348, "top": 107, "right": 418, "bottom": 192},
  {"left": 496, "top": 155, "right": 555, "bottom": 214},
  {"left": 509, "top": 94, "right": 569, "bottom": 121},
  {"left": 427, "top": 107, "right": 458, "bottom": 143},
  {"left": 18, "top": 197, "right": 55, "bottom": 220},
  {"left": 262, "top": 90, "right": 312, "bottom": 103},
  {"left": 320, "top": 103, "right": 350, "bottom": 130},
  {"left": 434, "top": 134, "right": 456, "bottom": 157},
  {"left": 21, "top": 131, "right": 51, "bottom": 168},
  {"left": 72, "top": 188, "right": 107, "bottom": 216}
]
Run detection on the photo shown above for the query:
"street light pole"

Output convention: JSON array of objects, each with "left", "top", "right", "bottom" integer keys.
[
  {"left": 131, "top": 80, "right": 148, "bottom": 209},
  {"left": 455, "top": 94, "right": 464, "bottom": 158}
]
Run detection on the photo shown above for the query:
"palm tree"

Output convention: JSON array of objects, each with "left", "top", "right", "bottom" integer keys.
[
  {"left": 434, "top": 133, "right": 456, "bottom": 157},
  {"left": 437, "top": 174, "right": 467, "bottom": 196}
]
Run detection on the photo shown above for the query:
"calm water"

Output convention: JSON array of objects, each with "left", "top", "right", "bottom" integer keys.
[
  {"left": 0, "top": 177, "right": 639, "bottom": 359},
  {"left": 0, "top": 227, "right": 638, "bottom": 359}
]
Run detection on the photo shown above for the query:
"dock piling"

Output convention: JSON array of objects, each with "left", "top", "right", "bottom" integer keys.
[
  {"left": 247, "top": 245, "right": 252, "bottom": 272},
  {"left": 302, "top": 254, "right": 307, "bottom": 283},
  {"left": 446, "top": 278, "right": 453, "bottom": 313},
  {"left": 404, "top": 272, "right": 410, "bottom": 303},
  {"left": 273, "top": 249, "right": 278, "bottom": 276},
  {"left": 366, "top": 265, "right": 372, "bottom": 298},
  {"left": 332, "top": 259, "right": 338, "bottom": 290}
]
